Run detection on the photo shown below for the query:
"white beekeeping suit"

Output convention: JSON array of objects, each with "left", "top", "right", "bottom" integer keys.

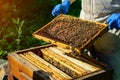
[
  {"left": 61, "top": 0, "right": 120, "bottom": 80},
  {"left": 82, "top": 1, "right": 120, "bottom": 80},
  {"left": 80, "top": 0, "right": 120, "bottom": 22}
]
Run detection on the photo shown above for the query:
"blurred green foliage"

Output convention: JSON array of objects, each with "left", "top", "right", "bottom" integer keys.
[
  {"left": 68, "top": 0, "right": 81, "bottom": 17},
  {"left": 0, "top": 0, "right": 81, "bottom": 59}
]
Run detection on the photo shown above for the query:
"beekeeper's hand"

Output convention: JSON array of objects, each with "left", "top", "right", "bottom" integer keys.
[
  {"left": 52, "top": 0, "right": 70, "bottom": 16},
  {"left": 107, "top": 13, "right": 120, "bottom": 29}
]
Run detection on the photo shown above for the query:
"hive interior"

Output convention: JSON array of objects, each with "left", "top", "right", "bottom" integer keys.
[{"left": 19, "top": 45, "right": 102, "bottom": 80}]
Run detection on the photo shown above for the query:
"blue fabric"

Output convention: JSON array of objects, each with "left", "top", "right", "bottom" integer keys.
[
  {"left": 107, "top": 14, "right": 120, "bottom": 29},
  {"left": 51, "top": 0, "right": 70, "bottom": 16}
]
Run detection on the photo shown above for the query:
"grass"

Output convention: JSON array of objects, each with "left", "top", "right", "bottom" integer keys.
[{"left": 0, "top": 0, "right": 81, "bottom": 59}]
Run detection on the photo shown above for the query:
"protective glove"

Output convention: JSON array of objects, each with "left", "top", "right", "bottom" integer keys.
[
  {"left": 51, "top": 0, "right": 70, "bottom": 16},
  {"left": 107, "top": 13, "right": 120, "bottom": 29}
]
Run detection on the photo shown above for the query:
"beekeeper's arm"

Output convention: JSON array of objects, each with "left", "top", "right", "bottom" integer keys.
[{"left": 51, "top": 0, "right": 76, "bottom": 16}]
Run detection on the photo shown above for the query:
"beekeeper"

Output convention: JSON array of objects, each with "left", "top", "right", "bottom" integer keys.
[{"left": 51, "top": 0, "right": 120, "bottom": 80}]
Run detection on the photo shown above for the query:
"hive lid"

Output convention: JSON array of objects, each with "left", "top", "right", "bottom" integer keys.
[{"left": 33, "top": 14, "right": 107, "bottom": 54}]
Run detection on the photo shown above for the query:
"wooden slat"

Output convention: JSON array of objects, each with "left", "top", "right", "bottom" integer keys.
[
  {"left": 49, "top": 47, "right": 101, "bottom": 72},
  {"left": 20, "top": 72, "right": 32, "bottom": 80},
  {"left": 20, "top": 52, "right": 72, "bottom": 80},
  {"left": 8, "top": 53, "right": 21, "bottom": 79},
  {"left": 17, "top": 53, "right": 51, "bottom": 80},
  {"left": 41, "top": 48, "right": 88, "bottom": 78}
]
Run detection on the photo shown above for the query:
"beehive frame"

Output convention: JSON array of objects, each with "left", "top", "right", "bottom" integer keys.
[{"left": 33, "top": 14, "right": 107, "bottom": 53}]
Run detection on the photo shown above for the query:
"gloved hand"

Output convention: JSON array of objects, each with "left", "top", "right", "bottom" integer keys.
[
  {"left": 107, "top": 13, "right": 120, "bottom": 29},
  {"left": 51, "top": 0, "right": 70, "bottom": 16}
]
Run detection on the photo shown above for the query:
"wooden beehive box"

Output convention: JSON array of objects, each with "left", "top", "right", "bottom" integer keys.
[
  {"left": 8, "top": 14, "right": 112, "bottom": 80},
  {"left": 33, "top": 14, "right": 108, "bottom": 53},
  {"left": 8, "top": 44, "right": 112, "bottom": 80}
]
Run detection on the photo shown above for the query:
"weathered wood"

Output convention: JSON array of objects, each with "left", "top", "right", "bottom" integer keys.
[
  {"left": 49, "top": 47, "right": 101, "bottom": 72},
  {"left": 20, "top": 52, "right": 72, "bottom": 80},
  {"left": 8, "top": 53, "right": 49, "bottom": 80},
  {"left": 8, "top": 54, "right": 21, "bottom": 79},
  {"left": 8, "top": 45, "right": 112, "bottom": 80},
  {"left": 20, "top": 72, "right": 32, "bottom": 80},
  {"left": 41, "top": 48, "right": 89, "bottom": 78}
]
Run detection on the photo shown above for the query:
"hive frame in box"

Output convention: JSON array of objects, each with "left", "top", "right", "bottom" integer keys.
[
  {"left": 8, "top": 44, "right": 54, "bottom": 80},
  {"left": 32, "top": 14, "right": 108, "bottom": 53},
  {"left": 8, "top": 44, "right": 113, "bottom": 80}
]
